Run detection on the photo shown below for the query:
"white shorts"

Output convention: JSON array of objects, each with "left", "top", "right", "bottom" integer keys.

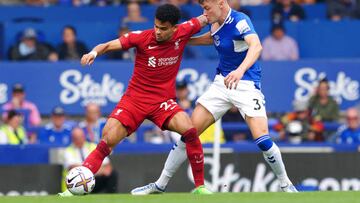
[{"left": 197, "top": 74, "right": 267, "bottom": 121}]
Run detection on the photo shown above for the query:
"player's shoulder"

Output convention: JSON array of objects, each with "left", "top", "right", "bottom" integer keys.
[{"left": 125, "top": 29, "right": 153, "bottom": 38}]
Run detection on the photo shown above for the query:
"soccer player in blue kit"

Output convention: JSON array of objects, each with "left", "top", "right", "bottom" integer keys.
[{"left": 132, "top": 0, "right": 298, "bottom": 194}]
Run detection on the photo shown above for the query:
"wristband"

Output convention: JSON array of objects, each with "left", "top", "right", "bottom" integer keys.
[{"left": 89, "top": 50, "right": 98, "bottom": 58}]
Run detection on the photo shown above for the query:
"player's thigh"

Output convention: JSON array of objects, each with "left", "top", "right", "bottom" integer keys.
[
  {"left": 102, "top": 118, "right": 128, "bottom": 149},
  {"left": 245, "top": 116, "right": 269, "bottom": 139},
  {"left": 231, "top": 81, "right": 267, "bottom": 118},
  {"left": 196, "top": 78, "right": 232, "bottom": 122},
  {"left": 191, "top": 103, "right": 216, "bottom": 135},
  {"left": 167, "top": 111, "right": 194, "bottom": 135}
]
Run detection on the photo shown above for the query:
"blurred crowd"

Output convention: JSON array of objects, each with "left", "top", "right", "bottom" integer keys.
[{"left": 2, "top": 0, "right": 360, "bottom": 61}]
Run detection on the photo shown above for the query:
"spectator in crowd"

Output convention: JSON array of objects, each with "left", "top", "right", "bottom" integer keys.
[
  {"left": 336, "top": 108, "right": 360, "bottom": 144},
  {"left": 326, "top": 0, "right": 355, "bottom": 21},
  {"left": 308, "top": 78, "right": 340, "bottom": 122},
  {"left": 353, "top": 0, "right": 360, "bottom": 18},
  {"left": 261, "top": 24, "right": 299, "bottom": 61},
  {"left": 168, "top": 0, "right": 191, "bottom": 21},
  {"left": 121, "top": 2, "right": 148, "bottom": 25},
  {"left": 58, "top": 0, "right": 112, "bottom": 6},
  {"left": 222, "top": 106, "right": 248, "bottom": 142},
  {"left": 8, "top": 28, "right": 58, "bottom": 61},
  {"left": 58, "top": 25, "right": 88, "bottom": 61},
  {"left": 62, "top": 127, "right": 117, "bottom": 193},
  {"left": 0, "top": 110, "right": 28, "bottom": 145},
  {"left": 107, "top": 27, "right": 134, "bottom": 60},
  {"left": 2, "top": 83, "right": 41, "bottom": 127},
  {"left": 38, "top": 106, "right": 73, "bottom": 146},
  {"left": 271, "top": 0, "right": 306, "bottom": 24},
  {"left": 25, "top": 0, "right": 58, "bottom": 6},
  {"left": 0, "top": 0, "right": 24, "bottom": 5},
  {"left": 240, "top": 0, "right": 272, "bottom": 6},
  {"left": 79, "top": 103, "right": 106, "bottom": 143},
  {"left": 274, "top": 100, "right": 324, "bottom": 143},
  {"left": 228, "top": 0, "right": 252, "bottom": 17},
  {"left": 294, "top": 0, "right": 323, "bottom": 4},
  {"left": 176, "top": 80, "right": 195, "bottom": 115}
]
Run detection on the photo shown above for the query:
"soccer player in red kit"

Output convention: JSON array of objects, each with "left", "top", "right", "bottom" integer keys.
[{"left": 58, "top": 4, "right": 211, "bottom": 196}]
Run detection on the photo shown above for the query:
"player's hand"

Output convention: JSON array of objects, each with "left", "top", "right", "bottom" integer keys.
[
  {"left": 81, "top": 51, "right": 97, "bottom": 66},
  {"left": 224, "top": 69, "right": 244, "bottom": 90}
]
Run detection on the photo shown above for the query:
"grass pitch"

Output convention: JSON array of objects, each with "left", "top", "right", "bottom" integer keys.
[{"left": 1, "top": 191, "right": 360, "bottom": 203}]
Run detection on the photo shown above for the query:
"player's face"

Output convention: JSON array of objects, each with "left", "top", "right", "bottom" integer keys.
[
  {"left": 201, "top": 0, "right": 223, "bottom": 24},
  {"left": 154, "top": 19, "right": 177, "bottom": 42}
]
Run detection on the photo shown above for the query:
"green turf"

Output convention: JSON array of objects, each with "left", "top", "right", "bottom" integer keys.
[{"left": 1, "top": 192, "right": 360, "bottom": 203}]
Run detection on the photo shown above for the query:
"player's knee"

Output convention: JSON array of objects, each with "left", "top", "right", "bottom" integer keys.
[{"left": 181, "top": 127, "right": 198, "bottom": 143}]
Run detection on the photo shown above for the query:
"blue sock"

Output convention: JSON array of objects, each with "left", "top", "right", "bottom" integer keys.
[{"left": 255, "top": 135, "right": 273, "bottom": 151}]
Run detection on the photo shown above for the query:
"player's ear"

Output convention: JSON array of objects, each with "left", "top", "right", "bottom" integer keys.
[
  {"left": 173, "top": 24, "right": 178, "bottom": 32},
  {"left": 218, "top": 0, "right": 224, "bottom": 8}
]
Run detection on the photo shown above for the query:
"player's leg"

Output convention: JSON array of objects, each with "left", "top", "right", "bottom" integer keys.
[
  {"left": 166, "top": 111, "right": 205, "bottom": 187},
  {"left": 82, "top": 118, "right": 128, "bottom": 174},
  {"left": 233, "top": 81, "right": 297, "bottom": 192},
  {"left": 153, "top": 104, "right": 215, "bottom": 190},
  {"left": 166, "top": 111, "right": 212, "bottom": 194},
  {"left": 246, "top": 116, "right": 297, "bottom": 192}
]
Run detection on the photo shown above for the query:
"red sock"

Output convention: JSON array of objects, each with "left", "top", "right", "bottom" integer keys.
[
  {"left": 82, "top": 140, "right": 111, "bottom": 174},
  {"left": 182, "top": 128, "right": 204, "bottom": 187}
]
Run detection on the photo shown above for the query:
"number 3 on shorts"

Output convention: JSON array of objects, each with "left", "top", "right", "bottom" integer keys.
[{"left": 253, "top": 98, "right": 261, "bottom": 110}]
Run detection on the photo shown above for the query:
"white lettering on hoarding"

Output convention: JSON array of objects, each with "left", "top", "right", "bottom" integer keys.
[
  {"left": 0, "top": 83, "right": 8, "bottom": 104},
  {"left": 294, "top": 67, "right": 359, "bottom": 104},
  {"left": 59, "top": 70, "right": 124, "bottom": 106},
  {"left": 177, "top": 68, "right": 212, "bottom": 101},
  {"left": 188, "top": 157, "right": 360, "bottom": 192}
]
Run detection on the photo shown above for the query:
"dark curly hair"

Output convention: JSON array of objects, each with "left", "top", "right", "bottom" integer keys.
[{"left": 155, "top": 4, "right": 181, "bottom": 26}]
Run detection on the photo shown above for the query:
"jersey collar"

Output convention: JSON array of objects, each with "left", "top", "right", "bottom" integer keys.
[{"left": 211, "top": 9, "right": 232, "bottom": 36}]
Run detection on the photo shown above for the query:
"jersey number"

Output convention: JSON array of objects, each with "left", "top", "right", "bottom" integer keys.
[
  {"left": 253, "top": 99, "right": 261, "bottom": 110},
  {"left": 160, "top": 99, "right": 177, "bottom": 111}
]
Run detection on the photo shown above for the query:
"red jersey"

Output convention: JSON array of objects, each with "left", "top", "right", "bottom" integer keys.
[{"left": 119, "top": 18, "right": 201, "bottom": 104}]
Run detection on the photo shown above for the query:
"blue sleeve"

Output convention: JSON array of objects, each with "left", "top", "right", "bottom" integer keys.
[{"left": 235, "top": 14, "right": 257, "bottom": 39}]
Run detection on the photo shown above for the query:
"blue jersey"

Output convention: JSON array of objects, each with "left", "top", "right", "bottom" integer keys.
[{"left": 211, "top": 9, "right": 261, "bottom": 89}]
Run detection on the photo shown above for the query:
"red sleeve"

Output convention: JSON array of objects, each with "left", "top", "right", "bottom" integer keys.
[
  {"left": 179, "top": 18, "right": 202, "bottom": 38},
  {"left": 119, "top": 31, "right": 143, "bottom": 50}
]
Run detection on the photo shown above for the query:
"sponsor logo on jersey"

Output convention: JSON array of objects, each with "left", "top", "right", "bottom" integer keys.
[
  {"left": 148, "top": 56, "right": 156, "bottom": 67},
  {"left": 147, "top": 56, "right": 179, "bottom": 67}
]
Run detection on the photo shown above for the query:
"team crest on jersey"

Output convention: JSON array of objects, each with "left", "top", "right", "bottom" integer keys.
[
  {"left": 213, "top": 35, "right": 220, "bottom": 46},
  {"left": 175, "top": 39, "right": 181, "bottom": 50}
]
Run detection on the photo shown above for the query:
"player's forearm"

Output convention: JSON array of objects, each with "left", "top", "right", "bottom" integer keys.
[
  {"left": 189, "top": 32, "right": 212, "bottom": 45},
  {"left": 91, "top": 39, "right": 122, "bottom": 56},
  {"left": 237, "top": 42, "right": 262, "bottom": 73}
]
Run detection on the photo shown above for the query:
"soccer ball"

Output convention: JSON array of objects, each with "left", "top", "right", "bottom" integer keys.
[{"left": 66, "top": 166, "right": 95, "bottom": 195}]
